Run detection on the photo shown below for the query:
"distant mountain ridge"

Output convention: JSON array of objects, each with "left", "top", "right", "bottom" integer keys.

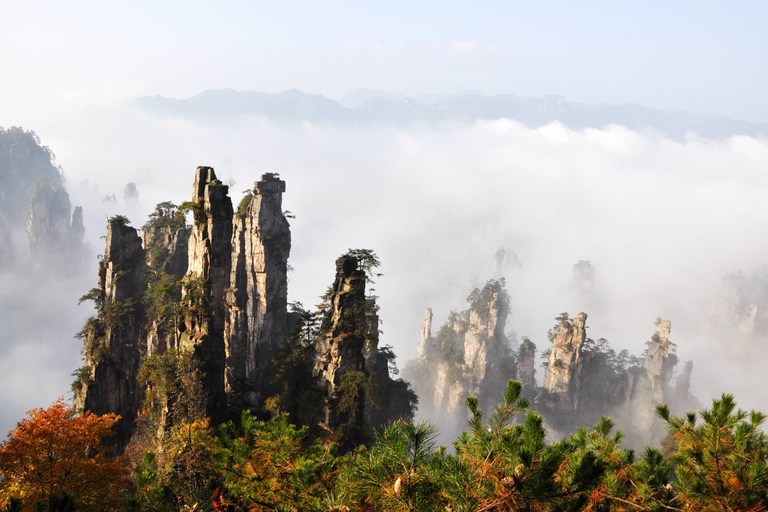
[{"left": 136, "top": 88, "right": 768, "bottom": 140}]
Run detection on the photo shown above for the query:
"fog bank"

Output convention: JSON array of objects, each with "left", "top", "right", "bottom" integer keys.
[{"left": 3, "top": 101, "right": 768, "bottom": 435}]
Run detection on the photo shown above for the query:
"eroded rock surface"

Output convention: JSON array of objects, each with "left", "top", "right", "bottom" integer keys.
[
  {"left": 76, "top": 218, "right": 145, "bottom": 446},
  {"left": 314, "top": 255, "right": 369, "bottom": 431},
  {"left": 544, "top": 312, "right": 588, "bottom": 410},
  {"left": 225, "top": 173, "right": 291, "bottom": 408}
]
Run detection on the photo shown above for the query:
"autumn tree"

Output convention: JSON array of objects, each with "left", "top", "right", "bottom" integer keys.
[{"left": 0, "top": 398, "right": 130, "bottom": 511}]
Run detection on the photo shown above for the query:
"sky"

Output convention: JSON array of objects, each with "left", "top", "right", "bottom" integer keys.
[
  {"left": 3, "top": 1, "right": 768, "bottom": 436},
  {"left": 1, "top": 1, "right": 768, "bottom": 122}
]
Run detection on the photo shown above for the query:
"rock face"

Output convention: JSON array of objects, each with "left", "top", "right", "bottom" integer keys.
[
  {"left": 416, "top": 307, "right": 432, "bottom": 360},
  {"left": 312, "top": 255, "right": 416, "bottom": 439},
  {"left": 77, "top": 166, "right": 296, "bottom": 445},
  {"left": 516, "top": 338, "right": 536, "bottom": 393},
  {"left": 140, "top": 223, "right": 190, "bottom": 279},
  {"left": 0, "top": 128, "right": 86, "bottom": 267},
  {"left": 624, "top": 320, "right": 676, "bottom": 444},
  {"left": 544, "top": 313, "right": 588, "bottom": 410},
  {"left": 0, "top": 212, "right": 13, "bottom": 264},
  {"left": 464, "top": 285, "right": 509, "bottom": 396},
  {"left": 404, "top": 279, "right": 516, "bottom": 433},
  {"left": 225, "top": 173, "right": 291, "bottom": 409},
  {"left": 76, "top": 218, "right": 145, "bottom": 446},
  {"left": 27, "top": 180, "right": 74, "bottom": 258},
  {"left": 709, "top": 268, "right": 768, "bottom": 337},
  {"left": 314, "top": 255, "right": 369, "bottom": 432},
  {"left": 180, "top": 166, "right": 233, "bottom": 423}
]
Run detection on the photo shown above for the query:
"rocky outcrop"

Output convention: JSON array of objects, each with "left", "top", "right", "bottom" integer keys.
[
  {"left": 0, "top": 128, "right": 65, "bottom": 226},
  {"left": 314, "top": 255, "right": 369, "bottom": 432},
  {"left": 225, "top": 173, "right": 291, "bottom": 409},
  {"left": 544, "top": 313, "right": 588, "bottom": 410},
  {"left": 27, "top": 180, "right": 73, "bottom": 256},
  {"left": 77, "top": 165, "right": 300, "bottom": 445},
  {"left": 416, "top": 307, "right": 432, "bottom": 360},
  {"left": 405, "top": 279, "right": 515, "bottom": 431},
  {"left": 464, "top": 285, "right": 509, "bottom": 396},
  {"left": 624, "top": 320, "right": 675, "bottom": 444},
  {"left": 75, "top": 218, "right": 145, "bottom": 446},
  {"left": 0, "top": 212, "right": 13, "bottom": 265},
  {"left": 708, "top": 268, "right": 768, "bottom": 337},
  {"left": 516, "top": 337, "right": 536, "bottom": 393},
  {"left": 179, "top": 166, "right": 233, "bottom": 423},
  {"left": 70, "top": 206, "right": 85, "bottom": 251}
]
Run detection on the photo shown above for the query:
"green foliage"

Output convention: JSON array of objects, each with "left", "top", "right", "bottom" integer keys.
[
  {"left": 658, "top": 394, "right": 768, "bottom": 510},
  {"left": 131, "top": 350, "right": 214, "bottom": 510},
  {"left": 215, "top": 411, "right": 338, "bottom": 511},
  {"left": 77, "top": 288, "right": 104, "bottom": 311},
  {"left": 267, "top": 303, "right": 326, "bottom": 432},
  {"left": 109, "top": 214, "right": 131, "bottom": 227},
  {"left": 181, "top": 275, "right": 211, "bottom": 319},
  {"left": 70, "top": 365, "right": 92, "bottom": 395},
  {"left": 236, "top": 192, "right": 253, "bottom": 217},
  {"left": 466, "top": 278, "right": 508, "bottom": 317},
  {"left": 101, "top": 299, "right": 135, "bottom": 332},
  {"left": 344, "top": 248, "right": 383, "bottom": 289},
  {"left": 547, "top": 312, "right": 570, "bottom": 343},
  {"left": 144, "top": 273, "right": 183, "bottom": 342},
  {"left": 339, "top": 420, "right": 441, "bottom": 511},
  {"left": 179, "top": 201, "right": 206, "bottom": 224},
  {"left": 138, "top": 349, "right": 207, "bottom": 429},
  {"left": 335, "top": 371, "right": 379, "bottom": 448},
  {"left": 144, "top": 202, "right": 185, "bottom": 230}
]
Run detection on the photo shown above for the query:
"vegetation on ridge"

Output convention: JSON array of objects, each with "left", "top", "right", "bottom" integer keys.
[{"left": 3, "top": 383, "right": 768, "bottom": 511}]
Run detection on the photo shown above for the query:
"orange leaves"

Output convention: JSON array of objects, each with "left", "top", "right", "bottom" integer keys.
[{"left": 0, "top": 398, "right": 130, "bottom": 511}]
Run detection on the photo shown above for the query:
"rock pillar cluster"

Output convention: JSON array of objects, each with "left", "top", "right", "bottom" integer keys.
[{"left": 77, "top": 166, "right": 293, "bottom": 443}]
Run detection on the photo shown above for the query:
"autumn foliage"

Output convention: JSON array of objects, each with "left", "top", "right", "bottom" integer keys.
[{"left": 0, "top": 398, "right": 130, "bottom": 511}]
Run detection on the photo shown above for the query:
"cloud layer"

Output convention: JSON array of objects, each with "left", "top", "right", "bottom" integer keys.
[{"left": 4, "top": 104, "right": 768, "bottom": 435}]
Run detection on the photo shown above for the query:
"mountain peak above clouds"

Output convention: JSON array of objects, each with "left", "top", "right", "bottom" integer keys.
[{"left": 135, "top": 89, "right": 768, "bottom": 140}]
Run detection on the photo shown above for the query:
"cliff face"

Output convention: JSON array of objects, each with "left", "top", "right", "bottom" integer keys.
[
  {"left": 0, "top": 128, "right": 86, "bottom": 268},
  {"left": 141, "top": 223, "right": 190, "bottom": 279},
  {"left": 225, "top": 173, "right": 291, "bottom": 409},
  {"left": 179, "top": 167, "right": 233, "bottom": 423},
  {"left": 544, "top": 313, "right": 588, "bottom": 410},
  {"left": 27, "top": 179, "right": 84, "bottom": 262},
  {"left": 624, "top": 320, "right": 675, "bottom": 444},
  {"left": 76, "top": 218, "right": 145, "bottom": 446},
  {"left": 314, "top": 255, "right": 369, "bottom": 432},
  {"left": 77, "top": 166, "right": 296, "bottom": 446},
  {"left": 709, "top": 267, "right": 768, "bottom": 337},
  {"left": 516, "top": 338, "right": 536, "bottom": 394},
  {"left": 415, "top": 307, "right": 432, "bottom": 360},
  {"left": 464, "top": 287, "right": 508, "bottom": 396},
  {"left": 311, "top": 254, "right": 416, "bottom": 440}
]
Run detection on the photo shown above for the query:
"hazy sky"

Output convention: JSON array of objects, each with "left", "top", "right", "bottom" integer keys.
[{"left": 1, "top": 1, "right": 768, "bottom": 122}]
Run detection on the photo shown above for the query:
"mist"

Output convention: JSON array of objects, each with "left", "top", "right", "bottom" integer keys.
[{"left": 3, "top": 98, "right": 768, "bottom": 437}]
